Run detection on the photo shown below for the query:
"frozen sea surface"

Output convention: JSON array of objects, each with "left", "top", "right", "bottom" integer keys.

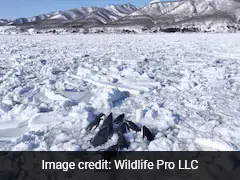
[{"left": 0, "top": 33, "right": 240, "bottom": 151}]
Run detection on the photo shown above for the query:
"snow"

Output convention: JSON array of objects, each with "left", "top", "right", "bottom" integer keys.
[
  {"left": 130, "top": 0, "right": 185, "bottom": 18},
  {"left": 0, "top": 33, "right": 240, "bottom": 151},
  {"left": 50, "top": 14, "right": 68, "bottom": 20},
  {"left": 105, "top": 4, "right": 138, "bottom": 17},
  {"left": 150, "top": 0, "right": 160, "bottom": 4}
]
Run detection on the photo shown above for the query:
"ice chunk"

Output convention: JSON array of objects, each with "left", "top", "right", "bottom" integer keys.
[
  {"left": 135, "top": 108, "right": 144, "bottom": 122},
  {"left": 28, "top": 112, "right": 65, "bottom": 131},
  {"left": 44, "top": 89, "right": 69, "bottom": 101},
  {"left": 148, "top": 137, "right": 173, "bottom": 151},
  {"left": 0, "top": 104, "right": 12, "bottom": 114},
  {"left": 195, "top": 138, "right": 238, "bottom": 151}
]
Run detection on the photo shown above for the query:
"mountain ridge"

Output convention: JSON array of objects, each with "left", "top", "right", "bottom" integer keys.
[
  {"left": 8, "top": 4, "right": 137, "bottom": 26},
  {"left": 1, "top": 0, "right": 240, "bottom": 33}
]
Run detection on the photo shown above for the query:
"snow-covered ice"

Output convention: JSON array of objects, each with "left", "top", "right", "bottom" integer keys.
[{"left": 0, "top": 33, "right": 240, "bottom": 151}]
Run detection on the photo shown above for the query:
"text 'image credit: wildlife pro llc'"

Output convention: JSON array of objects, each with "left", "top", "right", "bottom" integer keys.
[{"left": 0, "top": 0, "right": 240, "bottom": 152}]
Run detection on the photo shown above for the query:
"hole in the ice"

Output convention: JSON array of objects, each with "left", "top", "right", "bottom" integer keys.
[
  {"left": 40, "top": 59, "right": 47, "bottom": 65},
  {"left": 51, "top": 68, "right": 67, "bottom": 75},
  {"left": 63, "top": 100, "right": 79, "bottom": 108},
  {"left": 117, "top": 66, "right": 123, "bottom": 71},
  {"left": 109, "top": 89, "right": 130, "bottom": 107},
  {"left": 19, "top": 87, "right": 33, "bottom": 96},
  {"left": 172, "top": 113, "right": 181, "bottom": 124},
  {"left": 112, "top": 78, "right": 118, "bottom": 83},
  {"left": 38, "top": 107, "right": 53, "bottom": 113},
  {"left": 64, "top": 88, "right": 78, "bottom": 92},
  {"left": 144, "top": 58, "right": 150, "bottom": 62}
]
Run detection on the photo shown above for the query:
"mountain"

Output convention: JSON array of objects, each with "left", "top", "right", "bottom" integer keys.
[
  {"left": 113, "top": 0, "right": 240, "bottom": 31},
  {"left": 108, "top": 0, "right": 185, "bottom": 28},
  {"left": 154, "top": 0, "right": 240, "bottom": 27},
  {"left": 2, "top": 0, "right": 240, "bottom": 32},
  {"left": 0, "top": 19, "right": 10, "bottom": 25},
  {"left": 10, "top": 4, "right": 138, "bottom": 28},
  {"left": 105, "top": 4, "right": 138, "bottom": 17},
  {"left": 130, "top": 0, "right": 185, "bottom": 19}
]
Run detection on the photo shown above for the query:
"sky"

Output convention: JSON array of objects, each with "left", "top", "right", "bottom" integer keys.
[{"left": 0, "top": 0, "right": 159, "bottom": 19}]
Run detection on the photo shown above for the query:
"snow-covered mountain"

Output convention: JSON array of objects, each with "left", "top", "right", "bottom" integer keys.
[
  {"left": 154, "top": 0, "right": 240, "bottom": 28},
  {"left": 109, "top": 0, "right": 185, "bottom": 28},
  {"left": 116, "top": 0, "right": 240, "bottom": 31},
  {"left": 10, "top": 4, "right": 138, "bottom": 26},
  {"left": 0, "top": 19, "right": 10, "bottom": 25},
  {"left": 130, "top": 0, "right": 185, "bottom": 19},
  {"left": 2, "top": 0, "right": 240, "bottom": 32},
  {"left": 106, "top": 4, "right": 139, "bottom": 17}
]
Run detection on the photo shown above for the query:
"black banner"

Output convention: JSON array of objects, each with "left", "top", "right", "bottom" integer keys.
[{"left": 0, "top": 152, "right": 240, "bottom": 180}]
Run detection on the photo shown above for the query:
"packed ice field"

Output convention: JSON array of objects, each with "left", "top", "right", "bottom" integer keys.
[{"left": 0, "top": 33, "right": 240, "bottom": 151}]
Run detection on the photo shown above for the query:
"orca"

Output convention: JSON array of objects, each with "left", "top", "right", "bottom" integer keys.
[
  {"left": 126, "top": 120, "right": 141, "bottom": 132},
  {"left": 116, "top": 122, "right": 130, "bottom": 135},
  {"left": 108, "top": 121, "right": 114, "bottom": 137},
  {"left": 142, "top": 126, "right": 154, "bottom": 141},
  {"left": 91, "top": 122, "right": 114, "bottom": 147},
  {"left": 101, "top": 113, "right": 113, "bottom": 128},
  {"left": 118, "top": 134, "right": 130, "bottom": 149},
  {"left": 113, "top": 114, "right": 125, "bottom": 125},
  {"left": 105, "top": 134, "right": 130, "bottom": 151},
  {"left": 86, "top": 113, "right": 105, "bottom": 132},
  {"left": 105, "top": 144, "right": 119, "bottom": 152},
  {"left": 91, "top": 126, "right": 108, "bottom": 147}
]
